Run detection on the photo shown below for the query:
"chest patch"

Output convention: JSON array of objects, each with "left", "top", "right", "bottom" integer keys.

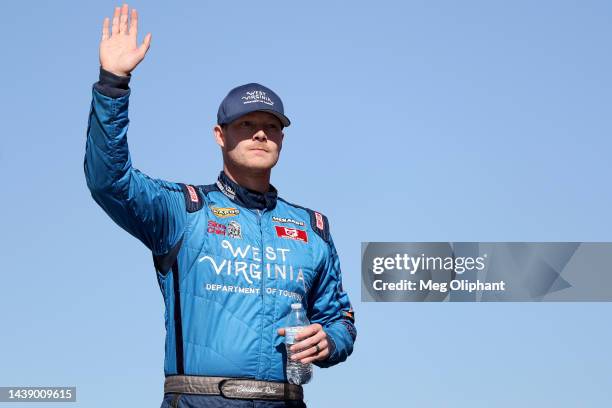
[
  {"left": 275, "top": 226, "right": 308, "bottom": 243},
  {"left": 272, "top": 216, "right": 305, "bottom": 227},
  {"left": 227, "top": 221, "right": 242, "bottom": 239},
  {"left": 211, "top": 206, "right": 240, "bottom": 218}
]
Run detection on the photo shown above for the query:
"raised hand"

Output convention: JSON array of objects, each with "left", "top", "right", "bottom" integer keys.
[{"left": 99, "top": 4, "right": 152, "bottom": 77}]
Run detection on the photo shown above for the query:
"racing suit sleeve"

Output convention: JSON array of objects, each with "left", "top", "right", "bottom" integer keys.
[
  {"left": 84, "top": 67, "right": 186, "bottom": 256},
  {"left": 308, "top": 234, "right": 357, "bottom": 368}
]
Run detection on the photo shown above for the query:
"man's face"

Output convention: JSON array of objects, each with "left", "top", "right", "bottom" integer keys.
[{"left": 214, "top": 111, "right": 284, "bottom": 173}]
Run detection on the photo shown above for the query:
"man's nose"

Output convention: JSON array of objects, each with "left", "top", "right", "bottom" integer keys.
[{"left": 252, "top": 128, "right": 267, "bottom": 141}]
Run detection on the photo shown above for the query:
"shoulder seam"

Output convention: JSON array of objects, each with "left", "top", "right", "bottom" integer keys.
[
  {"left": 277, "top": 197, "right": 318, "bottom": 214},
  {"left": 277, "top": 197, "right": 330, "bottom": 243},
  {"left": 198, "top": 183, "right": 219, "bottom": 197}
]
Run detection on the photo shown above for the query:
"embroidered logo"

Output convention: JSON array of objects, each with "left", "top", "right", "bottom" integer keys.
[
  {"left": 314, "top": 212, "right": 324, "bottom": 230},
  {"left": 227, "top": 221, "right": 242, "bottom": 239},
  {"left": 211, "top": 207, "right": 240, "bottom": 218},
  {"left": 342, "top": 309, "right": 355, "bottom": 322},
  {"left": 216, "top": 180, "right": 236, "bottom": 200},
  {"left": 241, "top": 90, "right": 274, "bottom": 106},
  {"left": 235, "top": 384, "right": 278, "bottom": 395},
  {"left": 275, "top": 226, "right": 308, "bottom": 243},
  {"left": 272, "top": 216, "right": 305, "bottom": 227},
  {"left": 207, "top": 221, "right": 226, "bottom": 236},
  {"left": 186, "top": 185, "right": 199, "bottom": 203}
]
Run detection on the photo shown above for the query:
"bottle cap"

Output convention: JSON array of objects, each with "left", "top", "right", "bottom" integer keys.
[{"left": 290, "top": 303, "right": 302, "bottom": 310}]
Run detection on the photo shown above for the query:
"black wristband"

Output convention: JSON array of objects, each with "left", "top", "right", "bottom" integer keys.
[{"left": 94, "top": 66, "right": 131, "bottom": 98}]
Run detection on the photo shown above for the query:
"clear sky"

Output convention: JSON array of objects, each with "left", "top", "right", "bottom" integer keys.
[{"left": 1, "top": 0, "right": 611, "bottom": 407}]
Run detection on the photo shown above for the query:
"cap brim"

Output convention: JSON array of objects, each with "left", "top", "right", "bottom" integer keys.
[
  {"left": 223, "top": 109, "right": 291, "bottom": 128},
  {"left": 258, "top": 109, "right": 291, "bottom": 127}
]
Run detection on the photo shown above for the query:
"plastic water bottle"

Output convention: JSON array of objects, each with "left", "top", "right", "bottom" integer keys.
[{"left": 284, "top": 303, "right": 313, "bottom": 385}]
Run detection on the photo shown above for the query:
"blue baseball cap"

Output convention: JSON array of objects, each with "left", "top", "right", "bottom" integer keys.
[{"left": 217, "top": 83, "right": 291, "bottom": 128}]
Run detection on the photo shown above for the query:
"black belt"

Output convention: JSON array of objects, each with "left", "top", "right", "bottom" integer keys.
[{"left": 164, "top": 375, "right": 304, "bottom": 401}]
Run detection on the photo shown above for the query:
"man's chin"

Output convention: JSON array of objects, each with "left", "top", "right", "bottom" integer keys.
[{"left": 239, "top": 161, "right": 277, "bottom": 173}]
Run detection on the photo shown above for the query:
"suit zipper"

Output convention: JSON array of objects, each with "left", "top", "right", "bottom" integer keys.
[
  {"left": 256, "top": 208, "right": 266, "bottom": 378},
  {"left": 256, "top": 209, "right": 265, "bottom": 299}
]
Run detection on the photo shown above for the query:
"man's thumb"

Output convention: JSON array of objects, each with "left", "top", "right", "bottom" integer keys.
[{"left": 139, "top": 33, "right": 152, "bottom": 56}]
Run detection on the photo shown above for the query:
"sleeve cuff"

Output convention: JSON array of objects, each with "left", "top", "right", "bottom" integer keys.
[
  {"left": 94, "top": 66, "right": 131, "bottom": 98},
  {"left": 314, "top": 320, "right": 356, "bottom": 368}
]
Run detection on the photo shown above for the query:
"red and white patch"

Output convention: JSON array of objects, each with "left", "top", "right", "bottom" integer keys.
[
  {"left": 275, "top": 226, "right": 308, "bottom": 243},
  {"left": 207, "top": 220, "right": 226, "bottom": 236},
  {"left": 186, "top": 185, "right": 199, "bottom": 203},
  {"left": 315, "top": 212, "right": 324, "bottom": 230}
]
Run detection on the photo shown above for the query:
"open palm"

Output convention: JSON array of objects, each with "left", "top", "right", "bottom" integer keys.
[{"left": 99, "top": 4, "right": 151, "bottom": 77}]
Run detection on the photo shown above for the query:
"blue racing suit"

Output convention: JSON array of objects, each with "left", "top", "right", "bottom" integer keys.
[{"left": 84, "top": 68, "right": 356, "bottom": 405}]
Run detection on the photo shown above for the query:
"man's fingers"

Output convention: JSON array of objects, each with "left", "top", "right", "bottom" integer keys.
[
  {"left": 294, "top": 324, "right": 321, "bottom": 341},
  {"left": 129, "top": 9, "right": 138, "bottom": 37},
  {"left": 291, "top": 345, "right": 318, "bottom": 361},
  {"left": 101, "top": 17, "right": 110, "bottom": 41},
  {"left": 119, "top": 4, "right": 129, "bottom": 34},
  {"left": 111, "top": 6, "right": 120, "bottom": 35},
  {"left": 277, "top": 328, "right": 286, "bottom": 336},
  {"left": 300, "top": 349, "right": 329, "bottom": 365},
  {"left": 291, "top": 339, "right": 329, "bottom": 362},
  {"left": 291, "top": 330, "right": 325, "bottom": 352},
  {"left": 139, "top": 33, "right": 152, "bottom": 56}
]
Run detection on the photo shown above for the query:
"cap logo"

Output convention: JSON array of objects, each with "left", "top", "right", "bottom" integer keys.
[{"left": 242, "top": 90, "right": 274, "bottom": 106}]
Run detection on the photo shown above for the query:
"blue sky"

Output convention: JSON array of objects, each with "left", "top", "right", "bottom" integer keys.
[{"left": 1, "top": 0, "right": 611, "bottom": 406}]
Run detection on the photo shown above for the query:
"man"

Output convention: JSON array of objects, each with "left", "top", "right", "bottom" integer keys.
[{"left": 85, "top": 4, "right": 356, "bottom": 408}]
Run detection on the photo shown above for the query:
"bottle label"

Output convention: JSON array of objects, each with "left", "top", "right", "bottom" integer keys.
[{"left": 285, "top": 326, "right": 302, "bottom": 344}]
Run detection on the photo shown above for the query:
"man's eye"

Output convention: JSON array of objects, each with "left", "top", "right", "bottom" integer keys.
[
  {"left": 266, "top": 124, "right": 279, "bottom": 130},
  {"left": 240, "top": 121, "right": 252, "bottom": 128}
]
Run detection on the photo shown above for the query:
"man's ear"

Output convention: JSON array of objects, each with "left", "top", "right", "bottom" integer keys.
[{"left": 213, "top": 125, "right": 225, "bottom": 148}]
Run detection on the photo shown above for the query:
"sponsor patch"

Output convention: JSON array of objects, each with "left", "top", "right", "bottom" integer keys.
[
  {"left": 216, "top": 180, "right": 236, "bottom": 200},
  {"left": 315, "top": 212, "right": 324, "bottom": 230},
  {"left": 186, "top": 185, "right": 199, "bottom": 203},
  {"left": 272, "top": 216, "right": 305, "bottom": 227},
  {"left": 227, "top": 221, "right": 242, "bottom": 239},
  {"left": 207, "top": 221, "right": 226, "bottom": 236},
  {"left": 275, "top": 226, "right": 308, "bottom": 243},
  {"left": 211, "top": 207, "right": 240, "bottom": 218}
]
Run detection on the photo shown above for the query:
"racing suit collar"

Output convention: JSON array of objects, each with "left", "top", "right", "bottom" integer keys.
[{"left": 216, "top": 171, "right": 278, "bottom": 211}]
